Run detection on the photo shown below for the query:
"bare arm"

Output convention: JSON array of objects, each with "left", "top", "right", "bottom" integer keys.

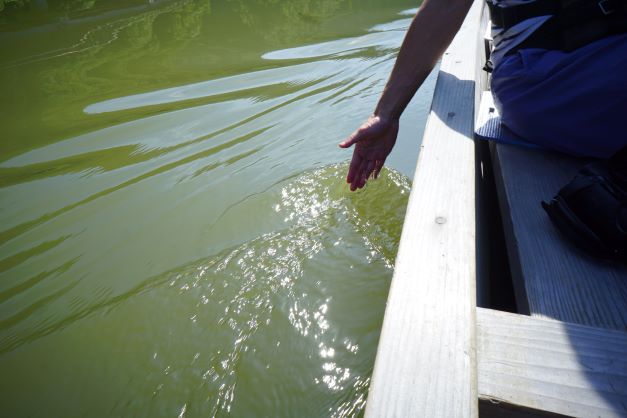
[{"left": 339, "top": 0, "right": 474, "bottom": 191}]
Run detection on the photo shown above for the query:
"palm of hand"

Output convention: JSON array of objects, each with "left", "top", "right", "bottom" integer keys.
[{"left": 339, "top": 116, "right": 399, "bottom": 191}]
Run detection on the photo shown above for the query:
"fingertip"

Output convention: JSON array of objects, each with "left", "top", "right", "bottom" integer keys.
[{"left": 352, "top": 178, "right": 361, "bottom": 191}]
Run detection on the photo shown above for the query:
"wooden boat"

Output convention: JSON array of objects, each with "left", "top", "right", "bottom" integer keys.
[{"left": 364, "top": 1, "right": 627, "bottom": 416}]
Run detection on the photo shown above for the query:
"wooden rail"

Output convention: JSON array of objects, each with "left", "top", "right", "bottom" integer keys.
[{"left": 364, "top": 1, "right": 484, "bottom": 416}]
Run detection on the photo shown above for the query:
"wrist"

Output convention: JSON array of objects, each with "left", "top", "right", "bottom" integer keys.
[
  {"left": 374, "top": 97, "right": 403, "bottom": 121},
  {"left": 373, "top": 107, "right": 400, "bottom": 123}
]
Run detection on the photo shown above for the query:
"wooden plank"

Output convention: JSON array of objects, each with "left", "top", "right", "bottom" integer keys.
[
  {"left": 477, "top": 308, "right": 627, "bottom": 418},
  {"left": 491, "top": 140, "right": 627, "bottom": 330},
  {"left": 364, "top": 1, "right": 483, "bottom": 417}
]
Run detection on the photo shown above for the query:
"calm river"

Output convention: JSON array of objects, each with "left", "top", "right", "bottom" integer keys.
[{"left": 0, "top": 0, "right": 436, "bottom": 416}]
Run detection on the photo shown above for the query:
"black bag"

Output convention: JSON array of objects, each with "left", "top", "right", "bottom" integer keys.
[{"left": 542, "top": 145, "right": 627, "bottom": 261}]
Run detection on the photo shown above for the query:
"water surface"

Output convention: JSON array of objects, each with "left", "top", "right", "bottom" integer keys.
[{"left": 0, "top": 1, "right": 435, "bottom": 416}]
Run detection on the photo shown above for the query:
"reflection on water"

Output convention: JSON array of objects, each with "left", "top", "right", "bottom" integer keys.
[{"left": 0, "top": 1, "right": 434, "bottom": 416}]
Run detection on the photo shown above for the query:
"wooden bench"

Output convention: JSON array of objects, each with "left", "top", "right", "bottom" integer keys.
[
  {"left": 475, "top": 94, "right": 627, "bottom": 417},
  {"left": 473, "top": 43, "right": 627, "bottom": 416},
  {"left": 476, "top": 93, "right": 627, "bottom": 331}
]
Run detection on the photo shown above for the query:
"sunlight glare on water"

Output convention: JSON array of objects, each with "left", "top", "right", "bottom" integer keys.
[{"left": 0, "top": 1, "right": 434, "bottom": 416}]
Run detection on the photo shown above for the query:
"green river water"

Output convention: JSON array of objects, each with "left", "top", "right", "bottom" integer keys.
[{"left": 0, "top": 1, "right": 436, "bottom": 416}]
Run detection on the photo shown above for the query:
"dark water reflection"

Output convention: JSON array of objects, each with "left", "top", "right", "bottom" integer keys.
[{"left": 0, "top": 1, "right": 435, "bottom": 416}]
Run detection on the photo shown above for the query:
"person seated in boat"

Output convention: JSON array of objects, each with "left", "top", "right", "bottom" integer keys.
[{"left": 339, "top": 0, "right": 627, "bottom": 192}]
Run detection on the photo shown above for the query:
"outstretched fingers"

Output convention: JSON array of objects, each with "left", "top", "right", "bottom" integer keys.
[
  {"left": 362, "top": 160, "right": 375, "bottom": 184},
  {"left": 351, "top": 161, "right": 366, "bottom": 191},
  {"left": 347, "top": 152, "right": 362, "bottom": 190},
  {"left": 350, "top": 159, "right": 377, "bottom": 191},
  {"left": 348, "top": 156, "right": 386, "bottom": 191}
]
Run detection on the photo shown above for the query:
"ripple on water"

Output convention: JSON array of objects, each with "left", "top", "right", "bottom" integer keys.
[
  {"left": 0, "top": 3, "right": 426, "bottom": 415},
  {"left": 0, "top": 164, "right": 411, "bottom": 417},
  {"left": 134, "top": 165, "right": 411, "bottom": 417}
]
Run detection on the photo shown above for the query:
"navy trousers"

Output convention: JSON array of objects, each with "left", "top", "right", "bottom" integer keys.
[{"left": 491, "top": 33, "right": 627, "bottom": 159}]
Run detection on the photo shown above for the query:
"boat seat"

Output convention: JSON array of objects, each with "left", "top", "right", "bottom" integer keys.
[{"left": 475, "top": 91, "right": 627, "bottom": 331}]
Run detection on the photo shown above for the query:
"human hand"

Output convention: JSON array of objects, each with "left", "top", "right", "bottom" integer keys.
[{"left": 338, "top": 115, "right": 399, "bottom": 191}]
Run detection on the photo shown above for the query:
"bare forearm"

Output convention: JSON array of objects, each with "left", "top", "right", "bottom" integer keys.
[
  {"left": 375, "top": 0, "right": 474, "bottom": 120},
  {"left": 339, "top": 0, "right": 475, "bottom": 191}
]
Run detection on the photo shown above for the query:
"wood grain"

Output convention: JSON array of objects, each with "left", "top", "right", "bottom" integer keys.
[
  {"left": 491, "top": 138, "right": 627, "bottom": 330},
  {"left": 477, "top": 308, "right": 627, "bottom": 418},
  {"left": 364, "top": 1, "right": 484, "bottom": 417}
]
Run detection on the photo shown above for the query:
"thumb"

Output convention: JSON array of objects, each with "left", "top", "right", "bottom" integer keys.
[{"left": 338, "top": 129, "right": 364, "bottom": 148}]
